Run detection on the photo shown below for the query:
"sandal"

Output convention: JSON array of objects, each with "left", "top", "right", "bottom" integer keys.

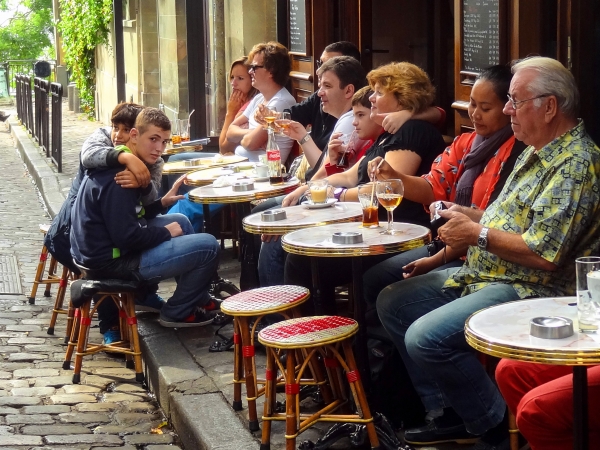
[{"left": 209, "top": 336, "right": 234, "bottom": 352}]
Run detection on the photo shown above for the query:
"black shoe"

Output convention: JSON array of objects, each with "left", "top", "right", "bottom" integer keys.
[
  {"left": 404, "top": 420, "right": 479, "bottom": 445},
  {"left": 159, "top": 307, "right": 216, "bottom": 328}
]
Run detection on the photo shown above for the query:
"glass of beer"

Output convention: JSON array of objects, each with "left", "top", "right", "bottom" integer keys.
[
  {"left": 357, "top": 184, "right": 379, "bottom": 228},
  {"left": 179, "top": 119, "right": 190, "bottom": 143},
  {"left": 307, "top": 179, "right": 329, "bottom": 204},
  {"left": 376, "top": 179, "right": 404, "bottom": 234},
  {"left": 171, "top": 119, "right": 181, "bottom": 145},
  {"left": 263, "top": 106, "right": 280, "bottom": 130},
  {"left": 275, "top": 111, "right": 292, "bottom": 136}
]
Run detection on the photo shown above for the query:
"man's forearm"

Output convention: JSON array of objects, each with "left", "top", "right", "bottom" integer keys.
[{"left": 485, "top": 227, "right": 557, "bottom": 271}]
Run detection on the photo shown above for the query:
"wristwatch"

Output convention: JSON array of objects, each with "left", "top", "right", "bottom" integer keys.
[
  {"left": 298, "top": 133, "right": 311, "bottom": 145},
  {"left": 333, "top": 187, "right": 347, "bottom": 201},
  {"left": 477, "top": 226, "right": 489, "bottom": 250}
]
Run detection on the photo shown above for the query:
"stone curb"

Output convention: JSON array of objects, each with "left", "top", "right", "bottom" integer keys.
[
  {"left": 9, "top": 119, "right": 256, "bottom": 450},
  {"left": 8, "top": 118, "right": 67, "bottom": 218}
]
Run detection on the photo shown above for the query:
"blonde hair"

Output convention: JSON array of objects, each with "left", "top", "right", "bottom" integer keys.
[
  {"left": 512, "top": 56, "right": 579, "bottom": 118},
  {"left": 367, "top": 62, "right": 435, "bottom": 114}
]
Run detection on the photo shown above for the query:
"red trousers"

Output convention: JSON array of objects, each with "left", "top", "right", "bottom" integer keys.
[{"left": 496, "top": 360, "right": 600, "bottom": 450}]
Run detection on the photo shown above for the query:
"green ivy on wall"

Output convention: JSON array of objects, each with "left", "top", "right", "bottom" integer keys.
[{"left": 57, "top": 0, "right": 113, "bottom": 115}]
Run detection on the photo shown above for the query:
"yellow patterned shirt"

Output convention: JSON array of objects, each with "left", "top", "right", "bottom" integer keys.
[{"left": 444, "top": 121, "right": 600, "bottom": 298}]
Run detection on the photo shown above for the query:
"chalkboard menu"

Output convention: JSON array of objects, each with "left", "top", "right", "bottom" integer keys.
[
  {"left": 289, "top": 0, "right": 307, "bottom": 55},
  {"left": 462, "top": 0, "right": 500, "bottom": 72}
]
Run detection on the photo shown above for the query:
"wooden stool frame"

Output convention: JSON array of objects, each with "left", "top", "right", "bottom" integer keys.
[
  {"left": 62, "top": 291, "right": 144, "bottom": 384},
  {"left": 259, "top": 324, "right": 380, "bottom": 450}
]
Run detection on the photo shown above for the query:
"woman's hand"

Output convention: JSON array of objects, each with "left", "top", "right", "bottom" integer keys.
[
  {"left": 403, "top": 257, "right": 437, "bottom": 279},
  {"left": 227, "top": 89, "right": 246, "bottom": 116},
  {"left": 282, "top": 185, "right": 309, "bottom": 207},
  {"left": 283, "top": 121, "right": 309, "bottom": 142},
  {"left": 327, "top": 132, "right": 345, "bottom": 165},
  {"left": 367, "top": 156, "right": 395, "bottom": 181},
  {"left": 161, "top": 175, "right": 186, "bottom": 208},
  {"left": 378, "top": 110, "right": 413, "bottom": 134}
]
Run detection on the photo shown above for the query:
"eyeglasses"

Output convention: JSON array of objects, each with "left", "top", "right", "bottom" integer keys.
[
  {"left": 506, "top": 93, "right": 550, "bottom": 110},
  {"left": 316, "top": 59, "right": 324, "bottom": 69},
  {"left": 249, "top": 64, "right": 265, "bottom": 72}
]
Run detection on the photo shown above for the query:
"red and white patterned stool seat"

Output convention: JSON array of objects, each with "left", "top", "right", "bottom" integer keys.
[
  {"left": 258, "top": 316, "right": 358, "bottom": 349},
  {"left": 221, "top": 285, "right": 309, "bottom": 316}
]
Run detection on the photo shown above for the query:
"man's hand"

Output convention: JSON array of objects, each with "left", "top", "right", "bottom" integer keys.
[
  {"left": 165, "top": 222, "right": 183, "bottom": 237},
  {"left": 282, "top": 121, "right": 309, "bottom": 142},
  {"left": 282, "top": 185, "right": 309, "bottom": 207},
  {"left": 437, "top": 209, "right": 480, "bottom": 251},
  {"left": 254, "top": 104, "right": 269, "bottom": 127},
  {"left": 161, "top": 175, "right": 186, "bottom": 208},
  {"left": 118, "top": 152, "right": 151, "bottom": 187},
  {"left": 115, "top": 170, "right": 141, "bottom": 188},
  {"left": 403, "top": 257, "right": 437, "bottom": 279}
]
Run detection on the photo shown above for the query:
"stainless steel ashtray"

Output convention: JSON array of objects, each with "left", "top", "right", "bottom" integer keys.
[
  {"left": 224, "top": 165, "right": 240, "bottom": 173},
  {"left": 183, "top": 158, "right": 203, "bottom": 167},
  {"left": 261, "top": 210, "right": 287, "bottom": 222},
  {"left": 332, "top": 231, "right": 363, "bottom": 244},
  {"left": 530, "top": 316, "right": 574, "bottom": 339},
  {"left": 232, "top": 181, "right": 255, "bottom": 192}
]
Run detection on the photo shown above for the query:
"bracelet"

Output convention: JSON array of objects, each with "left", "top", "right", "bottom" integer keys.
[
  {"left": 298, "top": 134, "right": 311, "bottom": 145},
  {"left": 341, "top": 189, "right": 347, "bottom": 202}
]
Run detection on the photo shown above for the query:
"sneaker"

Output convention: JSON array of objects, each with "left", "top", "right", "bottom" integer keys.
[
  {"left": 136, "top": 293, "right": 165, "bottom": 313},
  {"left": 159, "top": 307, "right": 217, "bottom": 328},
  {"left": 404, "top": 419, "right": 479, "bottom": 445},
  {"left": 103, "top": 328, "right": 121, "bottom": 345}
]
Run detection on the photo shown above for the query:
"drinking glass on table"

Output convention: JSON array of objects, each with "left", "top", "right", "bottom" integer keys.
[
  {"left": 576, "top": 256, "right": 600, "bottom": 333},
  {"left": 376, "top": 179, "right": 404, "bottom": 234},
  {"left": 171, "top": 119, "right": 182, "bottom": 145},
  {"left": 357, "top": 184, "right": 379, "bottom": 228},
  {"left": 179, "top": 118, "right": 190, "bottom": 143},
  {"left": 307, "top": 179, "right": 329, "bottom": 204},
  {"left": 337, "top": 130, "right": 358, "bottom": 168}
]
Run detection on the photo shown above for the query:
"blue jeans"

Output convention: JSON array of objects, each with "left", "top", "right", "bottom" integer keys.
[
  {"left": 363, "top": 245, "right": 464, "bottom": 306},
  {"left": 147, "top": 213, "right": 195, "bottom": 236},
  {"left": 376, "top": 268, "right": 521, "bottom": 435},
  {"left": 255, "top": 196, "right": 287, "bottom": 286},
  {"left": 140, "top": 233, "right": 220, "bottom": 321}
]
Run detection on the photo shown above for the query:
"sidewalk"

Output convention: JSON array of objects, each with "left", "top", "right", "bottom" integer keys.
[{"left": 7, "top": 105, "right": 459, "bottom": 450}]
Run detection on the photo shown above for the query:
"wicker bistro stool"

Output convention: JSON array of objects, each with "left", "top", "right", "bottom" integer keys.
[
  {"left": 63, "top": 278, "right": 145, "bottom": 384},
  {"left": 221, "top": 285, "right": 324, "bottom": 432},
  {"left": 30, "top": 224, "right": 79, "bottom": 343},
  {"left": 258, "top": 316, "right": 380, "bottom": 450}
]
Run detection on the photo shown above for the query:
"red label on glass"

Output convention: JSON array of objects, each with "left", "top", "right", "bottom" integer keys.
[{"left": 266, "top": 149, "right": 281, "bottom": 161}]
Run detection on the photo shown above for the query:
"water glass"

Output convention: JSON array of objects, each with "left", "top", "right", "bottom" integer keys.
[
  {"left": 179, "top": 119, "right": 190, "bottom": 142},
  {"left": 576, "top": 256, "right": 600, "bottom": 332},
  {"left": 357, "top": 184, "right": 379, "bottom": 228}
]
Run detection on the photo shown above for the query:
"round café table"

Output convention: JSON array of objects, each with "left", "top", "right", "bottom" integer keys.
[
  {"left": 188, "top": 178, "right": 300, "bottom": 290},
  {"left": 242, "top": 201, "right": 362, "bottom": 235},
  {"left": 162, "top": 143, "right": 205, "bottom": 156},
  {"left": 163, "top": 154, "right": 248, "bottom": 175},
  {"left": 465, "top": 296, "right": 599, "bottom": 450},
  {"left": 281, "top": 221, "right": 431, "bottom": 449}
]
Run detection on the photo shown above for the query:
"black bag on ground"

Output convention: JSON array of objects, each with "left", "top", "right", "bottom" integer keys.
[{"left": 367, "top": 326, "right": 426, "bottom": 429}]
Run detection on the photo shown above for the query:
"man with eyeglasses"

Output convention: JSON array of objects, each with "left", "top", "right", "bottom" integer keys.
[
  {"left": 376, "top": 56, "right": 600, "bottom": 450},
  {"left": 226, "top": 41, "right": 296, "bottom": 163}
]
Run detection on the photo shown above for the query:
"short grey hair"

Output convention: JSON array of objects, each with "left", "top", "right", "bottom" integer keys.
[{"left": 511, "top": 56, "right": 579, "bottom": 118}]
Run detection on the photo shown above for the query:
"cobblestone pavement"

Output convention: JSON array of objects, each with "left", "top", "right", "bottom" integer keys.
[{"left": 0, "top": 121, "right": 183, "bottom": 449}]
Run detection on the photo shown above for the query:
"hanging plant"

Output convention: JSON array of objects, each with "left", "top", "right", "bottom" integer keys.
[{"left": 57, "top": 0, "right": 113, "bottom": 116}]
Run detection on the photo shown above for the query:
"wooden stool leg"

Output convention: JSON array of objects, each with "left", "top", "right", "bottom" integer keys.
[
  {"left": 45, "top": 256, "right": 57, "bottom": 297},
  {"left": 232, "top": 317, "right": 244, "bottom": 411},
  {"left": 341, "top": 340, "right": 380, "bottom": 449},
  {"left": 239, "top": 316, "right": 260, "bottom": 432},
  {"left": 29, "top": 244, "right": 50, "bottom": 304},
  {"left": 508, "top": 410, "right": 519, "bottom": 450},
  {"left": 73, "top": 301, "right": 92, "bottom": 384},
  {"left": 64, "top": 301, "right": 75, "bottom": 345},
  {"left": 63, "top": 307, "right": 81, "bottom": 369},
  {"left": 48, "top": 266, "right": 69, "bottom": 335},
  {"left": 124, "top": 293, "right": 144, "bottom": 383},
  {"left": 260, "top": 347, "right": 277, "bottom": 450},
  {"left": 285, "top": 349, "right": 298, "bottom": 450}
]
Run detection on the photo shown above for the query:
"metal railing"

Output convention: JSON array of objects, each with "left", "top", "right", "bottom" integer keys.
[
  {"left": 3, "top": 60, "right": 56, "bottom": 94},
  {"left": 15, "top": 74, "right": 64, "bottom": 172}
]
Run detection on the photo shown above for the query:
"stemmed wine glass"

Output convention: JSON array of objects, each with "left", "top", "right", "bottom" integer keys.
[
  {"left": 263, "top": 106, "right": 280, "bottom": 131},
  {"left": 375, "top": 179, "right": 404, "bottom": 235},
  {"left": 274, "top": 111, "right": 291, "bottom": 136}
]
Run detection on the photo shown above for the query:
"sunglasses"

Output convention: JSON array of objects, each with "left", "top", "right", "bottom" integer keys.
[{"left": 249, "top": 64, "right": 265, "bottom": 72}]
